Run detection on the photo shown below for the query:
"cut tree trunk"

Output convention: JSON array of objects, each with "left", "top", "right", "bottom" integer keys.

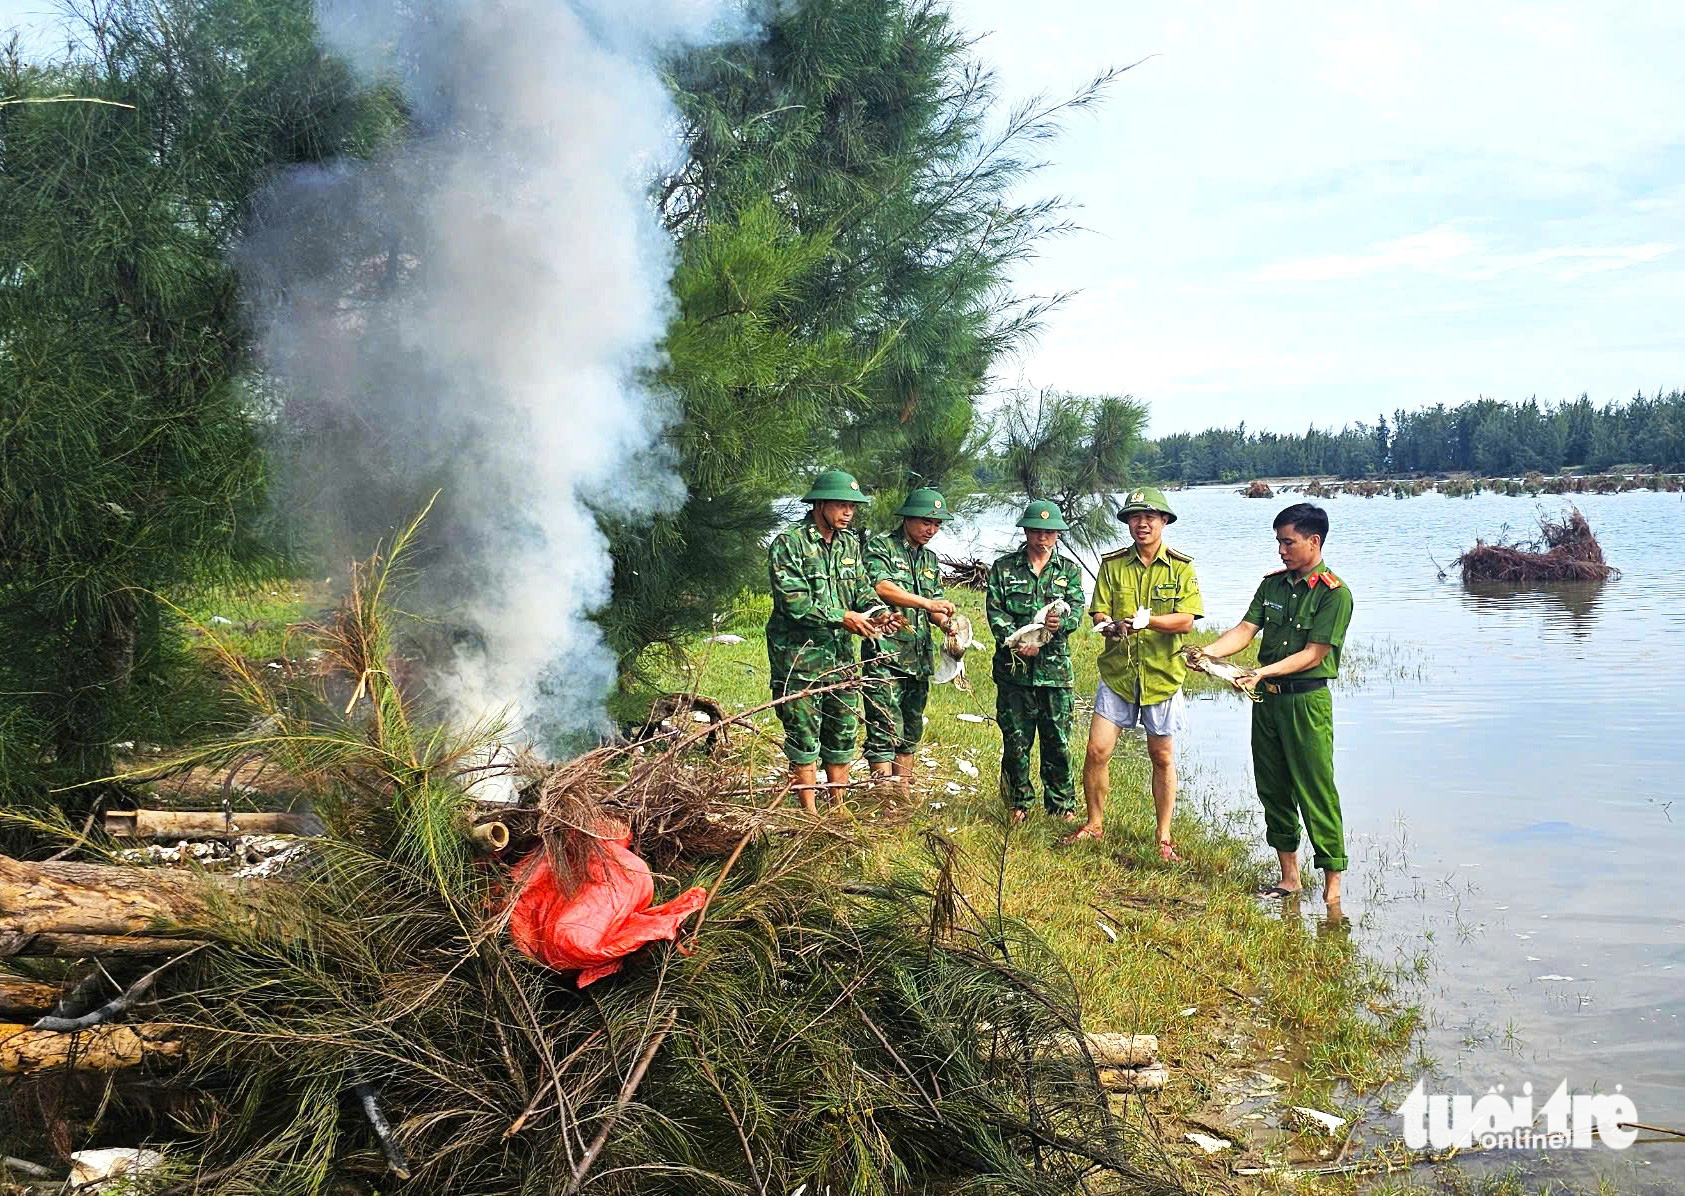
[
  {"left": 0, "top": 977, "right": 62, "bottom": 1017},
  {"left": 103, "top": 810, "right": 318, "bottom": 841},
  {"left": 7, "top": 935, "right": 209, "bottom": 958},
  {"left": 0, "top": 855, "right": 264, "bottom": 953},
  {"left": 0, "top": 1023, "right": 187, "bottom": 1074}
]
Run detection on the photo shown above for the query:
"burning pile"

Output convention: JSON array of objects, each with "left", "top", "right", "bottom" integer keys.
[
  {"left": 1, "top": 524, "right": 1181, "bottom": 1195},
  {"left": 1455, "top": 506, "right": 1619, "bottom": 583}
]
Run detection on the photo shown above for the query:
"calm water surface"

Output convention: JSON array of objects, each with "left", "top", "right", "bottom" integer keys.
[{"left": 955, "top": 487, "right": 1684, "bottom": 1184}]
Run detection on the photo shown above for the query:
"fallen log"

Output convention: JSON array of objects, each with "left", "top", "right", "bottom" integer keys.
[
  {"left": 7, "top": 934, "right": 208, "bottom": 958},
  {"left": 0, "top": 855, "right": 263, "bottom": 947},
  {"left": 0, "top": 1022, "right": 187, "bottom": 1074},
  {"left": 103, "top": 809, "right": 319, "bottom": 841},
  {"left": 0, "top": 977, "right": 61, "bottom": 1017}
]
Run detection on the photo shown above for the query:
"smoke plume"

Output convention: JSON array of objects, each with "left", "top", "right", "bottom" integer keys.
[{"left": 239, "top": 0, "right": 737, "bottom": 746}]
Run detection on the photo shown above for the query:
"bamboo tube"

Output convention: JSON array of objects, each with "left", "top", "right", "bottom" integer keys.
[
  {"left": 470, "top": 821, "right": 511, "bottom": 853},
  {"left": 102, "top": 810, "right": 317, "bottom": 840},
  {"left": 1085, "top": 1033, "right": 1159, "bottom": 1068},
  {"left": 1099, "top": 1063, "right": 1169, "bottom": 1092}
]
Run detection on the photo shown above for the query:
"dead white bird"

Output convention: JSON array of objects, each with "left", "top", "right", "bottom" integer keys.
[
  {"left": 934, "top": 613, "right": 976, "bottom": 686},
  {"left": 1181, "top": 645, "right": 1262, "bottom": 702},
  {"left": 1004, "top": 599, "right": 1071, "bottom": 650},
  {"left": 69, "top": 1148, "right": 165, "bottom": 1191}
]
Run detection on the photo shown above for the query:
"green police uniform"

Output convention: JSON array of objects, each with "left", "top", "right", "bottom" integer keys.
[
  {"left": 767, "top": 472, "right": 876, "bottom": 766},
  {"left": 1088, "top": 542, "right": 1204, "bottom": 707},
  {"left": 862, "top": 526, "right": 945, "bottom": 762},
  {"left": 985, "top": 504, "right": 1085, "bottom": 813},
  {"left": 1243, "top": 564, "right": 1354, "bottom": 871}
]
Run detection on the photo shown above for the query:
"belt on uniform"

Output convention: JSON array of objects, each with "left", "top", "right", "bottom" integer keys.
[{"left": 1260, "top": 677, "right": 1328, "bottom": 695}]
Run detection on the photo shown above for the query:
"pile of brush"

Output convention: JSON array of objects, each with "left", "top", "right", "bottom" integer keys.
[
  {"left": 1, "top": 511, "right": 1182, "bottom": 1196},
  {"left": 1241, "top": 480, "right": 1273, "bottom": 498},
  {"left": 939, "top": 555, "right": 990, "bottom": 590},
  {"left": 1456, "top": 506, "right": 1619, "bottom": 583}
]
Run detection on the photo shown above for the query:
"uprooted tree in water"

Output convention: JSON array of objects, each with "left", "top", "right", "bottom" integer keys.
[
  {"left": 1, "top": 518, "right": 1184, "bottom": 1195},
  {"left": 1455, "top": 506, "right": 1619, "bottom": 584}
]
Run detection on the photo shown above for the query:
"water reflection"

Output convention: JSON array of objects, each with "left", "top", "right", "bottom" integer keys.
[{"left": 1458, "top": 579, "right": 1609, "bottom": 631}]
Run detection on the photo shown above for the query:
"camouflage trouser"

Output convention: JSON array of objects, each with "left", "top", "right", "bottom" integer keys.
[
  {"left": 862, "top": 669, "right": 931, "bottom": 763},
  {"left": 771, "top": 677, "right": 862, "bottom": 766},
  {"left": 996, "top": 682, "right": 1077, "bottom": 814}
]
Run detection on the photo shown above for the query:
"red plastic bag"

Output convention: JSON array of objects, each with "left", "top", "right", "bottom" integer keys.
[{"left": 508, "top": 831, "right": 707, "bottom": 987}]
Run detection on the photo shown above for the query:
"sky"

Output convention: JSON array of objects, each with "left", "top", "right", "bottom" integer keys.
[
  {"left": 952, "top": 1, "right": 1685, "bottom": 434},
  {"left": 5, "top": 0, "right": 1683, "bottom": 436}
]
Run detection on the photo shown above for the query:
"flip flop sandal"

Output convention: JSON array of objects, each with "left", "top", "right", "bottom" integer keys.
[
  {"left": 1157, "top": 839, "right": 1181, "bottom": 863},
  {"left": 1058, "top": 825, "right": 1104, "bottom": 845},
  {"left": 1255, "top": 884, "right": 1300, "bottom": 900}
]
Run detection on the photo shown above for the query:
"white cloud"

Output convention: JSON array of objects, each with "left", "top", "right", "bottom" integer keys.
[
  {"left": 1257, "top": 228, "right": 1480, "bottom": 283},
  {"left": 1256, "top": 230, "right": 1676, "bottom": 284}
]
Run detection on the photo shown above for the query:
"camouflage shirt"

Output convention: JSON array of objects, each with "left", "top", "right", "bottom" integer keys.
[
  {"left": 766, "top": 516, "right": 877, "bottom": 684},
  {"left": 985, "top": 546, "right": 1085, "bottom": 688},
  {"left": 864, "top": 528, "right": 945, "bottom": 677}
]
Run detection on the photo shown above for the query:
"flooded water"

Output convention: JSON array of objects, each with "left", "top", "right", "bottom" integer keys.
[{"left": 953, "top": 487, "right": 1685, "bottom": 1185}]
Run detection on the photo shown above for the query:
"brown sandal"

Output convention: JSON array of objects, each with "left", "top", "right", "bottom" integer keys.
[{"left": 1059, "top": 824, "right": 1104, "bottom": 845}]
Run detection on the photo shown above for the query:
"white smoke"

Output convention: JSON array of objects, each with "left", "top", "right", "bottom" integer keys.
[{"left": 240, "top": 0, "right": 740, "bottom": 745}]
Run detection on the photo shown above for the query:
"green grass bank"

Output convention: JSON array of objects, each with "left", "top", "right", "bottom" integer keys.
[{"left": 639, "top": 584, "right": 1435, "bottom": 1190}]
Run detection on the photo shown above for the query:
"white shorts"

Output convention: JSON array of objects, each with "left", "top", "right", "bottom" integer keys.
[{"left": 1094, "top": 681, "right": 1186, "bottom": 737}]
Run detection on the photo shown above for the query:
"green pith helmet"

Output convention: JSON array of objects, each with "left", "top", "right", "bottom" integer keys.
[
  {"left": 895, "top": 487, "right": 950, "bottom": 521},
  {"left": 1117, "top": 485, "right": 1177, "bottom": 524},
  {"left": 801, "top": 469, "right": 867, "bottom": 503},
  {"left": 1016, "top": 500, "right": 1069, "bottom": 531}
]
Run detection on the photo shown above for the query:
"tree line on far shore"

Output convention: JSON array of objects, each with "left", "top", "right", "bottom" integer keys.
[{"left": 1148, "top": 390, "right": 1685, "bottom": 483}]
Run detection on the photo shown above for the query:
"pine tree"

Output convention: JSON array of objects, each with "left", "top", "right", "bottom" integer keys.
[{"left": 0, "top": 0, "right": 394, "bottom": 804}]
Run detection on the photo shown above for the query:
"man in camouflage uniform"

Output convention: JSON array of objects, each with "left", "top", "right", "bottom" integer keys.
[
  {"left": 767, "top": 469, "right": 883, "bottom": 812},
  {"left": 985, "top": 501, "right": 1085, "bottom": 823},
  {"left": 863, "top": 487, "right": 958, "bottom": 788}
]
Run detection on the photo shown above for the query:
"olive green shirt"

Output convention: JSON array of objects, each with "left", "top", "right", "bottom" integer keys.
[
  {"left": 766, "top": 516, "right": 877, "bottom": 683},
  {"left": 1088, "top": 543, "right": 1204, "bottom": 705},
  {"left": 864, "top": 529, "right": 943, "bottom": 677},
  {"left": 985, "top": 547, "right": 1085, "bottom": 688},
  {"left": 1243, "top": 564, "right": 1353, "bottom": 679}
]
